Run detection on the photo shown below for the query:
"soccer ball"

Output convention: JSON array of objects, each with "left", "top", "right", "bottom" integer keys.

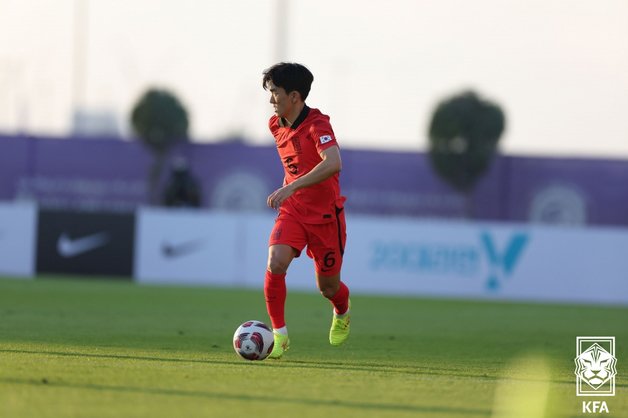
[{"left": 232, "top": 320, "right": 274, "bottom": 361}]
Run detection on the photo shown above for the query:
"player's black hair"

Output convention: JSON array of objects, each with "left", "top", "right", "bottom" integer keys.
[{"left": 262, "top": 62, "right": 314, "bottom": 101}]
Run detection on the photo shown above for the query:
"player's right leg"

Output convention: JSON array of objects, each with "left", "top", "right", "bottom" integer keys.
[
  {"left": 265, "top": 216, "right": 306, "bottom": 359},
  {"left": 265, "top": 244, "right": 296, "bottom": 359}
]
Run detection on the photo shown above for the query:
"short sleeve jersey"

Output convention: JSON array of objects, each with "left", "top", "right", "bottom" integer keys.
[{"left": 269, "top": 106, "right": 342, "bottom": 224}]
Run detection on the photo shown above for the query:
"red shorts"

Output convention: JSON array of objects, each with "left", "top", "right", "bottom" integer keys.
[{"left": 269, "top": 206, "right": 346, "bottom": 276}]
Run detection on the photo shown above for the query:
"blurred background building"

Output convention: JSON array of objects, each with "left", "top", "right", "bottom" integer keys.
[
  {"left": 1, "top": 0, "right": 627, "bottom": 304},
  {"left": 1, "top": 0, "right": 627, "bottom": 156}
]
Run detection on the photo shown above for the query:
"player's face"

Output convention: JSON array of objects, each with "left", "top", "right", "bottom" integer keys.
[{"left": 267, "top": 81, "right": 295, "bottom": 119}]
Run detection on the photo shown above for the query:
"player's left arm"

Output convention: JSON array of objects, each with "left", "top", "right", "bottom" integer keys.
[
  {"left": 290, "top": 145, "right": 342, "bottom": 190},
  {"left": 267, "top": 146, "right": 342, "bottom": 210}
]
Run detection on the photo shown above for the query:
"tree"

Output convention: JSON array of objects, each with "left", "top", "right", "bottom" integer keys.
[
  {"left": 130, "top": 88, "right": 189, "bottom": 205},
  {"left": 428, "top": 91, "right": 505, "bottom": 216}
]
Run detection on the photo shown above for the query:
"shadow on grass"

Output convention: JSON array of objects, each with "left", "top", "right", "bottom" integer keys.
[
  {"left": 0, "top": 375, "right": 492, "bottom": 416},
  {"left": 2, "top": 348, "right": 612, "bottom": 389},
  {"left": 0, "top": 347, "right": 493, "bottom": 377}
]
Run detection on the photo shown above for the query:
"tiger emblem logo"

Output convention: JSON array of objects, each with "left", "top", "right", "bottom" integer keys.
[{"left": 575, "top": 342, "right": 617, "bottom": 390}]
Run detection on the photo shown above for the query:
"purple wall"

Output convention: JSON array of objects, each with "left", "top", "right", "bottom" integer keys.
[{"left": 1, "top": 134, "right": 627, "bottom": 226}]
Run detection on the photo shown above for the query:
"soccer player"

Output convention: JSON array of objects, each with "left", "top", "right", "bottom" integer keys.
[{"left": 262, "top": 62, "right": 351, "bottom": 359}]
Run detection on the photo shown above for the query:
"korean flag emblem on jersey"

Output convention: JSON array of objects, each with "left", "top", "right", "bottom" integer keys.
[{"left": 319, "top": 135, "right": 333, "bottom": 145}]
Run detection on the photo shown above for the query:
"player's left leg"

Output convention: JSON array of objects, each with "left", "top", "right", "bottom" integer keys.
[
  {"left": 317, "top": 272, "right": 351, "bottom": 346},
  {"left": 316, "top": 273, "right": 349, "bottom": 315},
  {"left": 310, "top": 204, "right": 348, "bottom": 310},
  {"left": 310, "top": 207, "right": 350, "bottom": 345},
  {"left": 308, "top": 207, "right": 351, "bottom": 345}
]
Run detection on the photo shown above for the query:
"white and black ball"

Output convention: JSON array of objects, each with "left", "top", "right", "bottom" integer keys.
[{"left": 232, "top": 320, "right": 274, "bottom": 361}]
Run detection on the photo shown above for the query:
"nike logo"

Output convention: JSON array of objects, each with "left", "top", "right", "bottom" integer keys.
[
  {"left": 161, "top": 239, "right": 204, "bottom": 258},
  {"left": 57, "top": 232, "right": 111, "bottom": 258}
]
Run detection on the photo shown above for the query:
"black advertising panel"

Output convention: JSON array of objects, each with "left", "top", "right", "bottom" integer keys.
[{"left": 36, "top": 210, "right": 135, "bottom": 278}]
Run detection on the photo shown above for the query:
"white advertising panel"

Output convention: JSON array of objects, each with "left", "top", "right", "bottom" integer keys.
[
  {"left": 342, "top": 216, "right": 628, "bottom": 304},
  {"left": 0, "top": 202, "right": 37, "bottom": 277},
  {"left": 239, "top": 214, "right": 628, "bottom": 305},
  {"left": 133, "top": 209, "right": 628, "bottom": 305},
  {"left": 134, "top": 208, "right": 240, "bottom": 285}
]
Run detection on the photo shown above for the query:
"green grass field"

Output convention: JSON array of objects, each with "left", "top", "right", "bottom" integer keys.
[{"left": 0, "top": 276, "right": 626, "bottom": 418}]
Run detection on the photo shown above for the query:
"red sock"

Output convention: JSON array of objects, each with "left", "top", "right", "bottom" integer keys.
[
  {"left": 328, "top": 281, "right": 350, "bottom": 315},
  {"left": 264, "top": 271, "right": 287, "bottom": 329}
]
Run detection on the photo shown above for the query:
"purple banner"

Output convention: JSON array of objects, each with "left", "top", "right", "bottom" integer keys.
[{"left": 1, "top": 134, "right": 627, "bottom": 226}]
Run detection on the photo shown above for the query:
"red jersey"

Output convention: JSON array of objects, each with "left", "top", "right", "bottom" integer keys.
[{"left": 269, "top": 106, "right": 344, "bottom": 224}]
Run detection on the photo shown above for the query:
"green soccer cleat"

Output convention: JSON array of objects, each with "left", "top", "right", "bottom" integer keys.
[
  {"left": 268, "top": 331, "right": 290, "bottom": 359},
  {"left": 329, "top": 301, "right": 351, "bottom": 346}
]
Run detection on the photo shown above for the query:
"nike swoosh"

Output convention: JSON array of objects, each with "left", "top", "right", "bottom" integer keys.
[
  {"left": 57, "top": 232, "right": 111, "bottom": 258},
  {"left": 161, "top": 239, "right": 204, "bottom": 258}
]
